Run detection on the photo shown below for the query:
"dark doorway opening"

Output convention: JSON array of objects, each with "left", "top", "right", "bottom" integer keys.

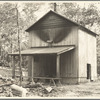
[
  {"left": 87, "top": 64, "right": 91, "bottom": 80},
  {"left": 45, "top": 55, "right": 56, "bottom": 77},
  {"left": 34, "top": 55, "right": 56, "bottom": 77}
]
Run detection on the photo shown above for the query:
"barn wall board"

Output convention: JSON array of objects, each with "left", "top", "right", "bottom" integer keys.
[{"left": 78, "top": 29, "right": 97, "bottom": 82}]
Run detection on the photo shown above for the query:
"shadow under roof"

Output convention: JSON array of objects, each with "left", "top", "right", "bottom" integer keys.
[{"left": 9, "top": 46, "right": 75, "bottom": 56}]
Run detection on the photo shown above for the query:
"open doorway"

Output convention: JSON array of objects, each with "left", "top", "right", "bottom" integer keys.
[
  {"left": 34, "top": 54, "right": 56, "bottom": 77},
  {"left": 87, "top": 64, "right": 91, "bottom": 80}
]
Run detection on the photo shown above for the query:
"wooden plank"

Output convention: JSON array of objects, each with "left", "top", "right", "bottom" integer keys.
[
  {"left": 33, "top": 13, "right": 74, "bottom": 29},
  {"left": 11, "top": 84, "right": 27, "bottom": 97},
  {"left": 33, "top": 77, "right": 61, "bottom": 86},
  {"left": 56, "top": 55, "right": 60, "bottom": 77},
  {"left": 12, "top": 56, "right": 15, "bottom": 78},
  {"left": 31, "top": 56, "right": 35, "bottom": 83},
  {"left": 78, "top": 29, "right": 97, "bottom": 81},
  {"left": 31, "top": 27, "right": 77, "bottom": 47},
  {"left": 33, "top": 77, "right": 61, "bottom": 79},
  {"left": 57, "top": 46, "right": 75, "bottom": 55},
  {"left": 28, "top": 56, "right": 32, "bottom": 80}
]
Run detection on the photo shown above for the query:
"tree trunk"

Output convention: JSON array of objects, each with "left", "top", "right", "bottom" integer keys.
[{"left": 16, "top": 4, "right": 22, "bottom": 86}]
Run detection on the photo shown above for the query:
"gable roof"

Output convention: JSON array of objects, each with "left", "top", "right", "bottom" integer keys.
[{"left": 26, "top": 10, "right": 98, "bottom": 36}]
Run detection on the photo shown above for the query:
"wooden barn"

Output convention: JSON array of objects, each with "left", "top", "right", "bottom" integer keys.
[{"left": 10, "top": 10, "right": 97, "bottom": 84}]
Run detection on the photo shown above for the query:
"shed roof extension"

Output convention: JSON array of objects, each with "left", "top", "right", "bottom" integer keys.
[
  {"left": 26, "top": 10, "right": 98, "bottom": 36},
  {"left": 9, "top": 45, "right": 75, "bottom": 56}
]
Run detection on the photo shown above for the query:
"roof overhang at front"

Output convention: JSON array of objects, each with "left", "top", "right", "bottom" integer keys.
[
  {"left": 25, "top": 10, "right": 98, "bottom": 36},
  {"left": 9, "top": 45, "right": 75, "bottom": 56}
]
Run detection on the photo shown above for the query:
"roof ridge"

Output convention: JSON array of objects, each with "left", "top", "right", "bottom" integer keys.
[{"left": 25, "top": 10, "right": 98, "bottom": 36}]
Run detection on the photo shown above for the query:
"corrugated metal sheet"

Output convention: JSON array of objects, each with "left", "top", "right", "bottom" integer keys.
[{"left": 9, "top": 46, "right": 75, "bottom": 55}]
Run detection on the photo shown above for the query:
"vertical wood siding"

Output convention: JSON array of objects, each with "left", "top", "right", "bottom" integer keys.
[
  {"left": 28, "top": 26, "right": 79, "bottom": 80},
  {"left": 33, "top": 55, "right": 56, "bottom": 77},
  {"left": 27, "top": 12, "right": 97, "bottom": 83},
  {"left": 60, "top": 48, "right": 78, "bottom": 78},
  {"left": 30, "top": 26, "right": 77, "bottom": 47},
  {"left": 28, "top": 13, "right": 79, "bottom": 81},
  {"left": 78, "top": 29, "right": 97, "bottom": 81}
]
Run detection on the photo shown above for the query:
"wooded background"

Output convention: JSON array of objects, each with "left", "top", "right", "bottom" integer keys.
[{"left": 1, "top": 2, "right": 100, "bottom": 74}]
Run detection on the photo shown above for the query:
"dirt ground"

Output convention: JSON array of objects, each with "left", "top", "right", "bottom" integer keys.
[
  {"left": 25, "top": 80, "right": 100, "bottom": 98},
  {"left": 0, "top": 67, "right": 100, "bottom": 98}
]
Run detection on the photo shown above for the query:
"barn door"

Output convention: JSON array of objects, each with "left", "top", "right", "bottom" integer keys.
[{"left": 87, "top": 64, "right": 91, "bottom": 80}]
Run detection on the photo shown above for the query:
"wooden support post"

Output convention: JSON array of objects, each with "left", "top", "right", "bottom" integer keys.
[
  {"left": 51, "top": 79, "right": 56, "bottom": 87},
  {"left": 28, "top": 56, "right": 32, "bottom": 81},
  {"left": 31, "top": 56, "right": 35, "bottom": 84},
  {"left": 56, "top": 55, "right": 60, "bottom": 78},
  {"left": 12, "top": 56, "right": 15, "bottom": 79}
]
